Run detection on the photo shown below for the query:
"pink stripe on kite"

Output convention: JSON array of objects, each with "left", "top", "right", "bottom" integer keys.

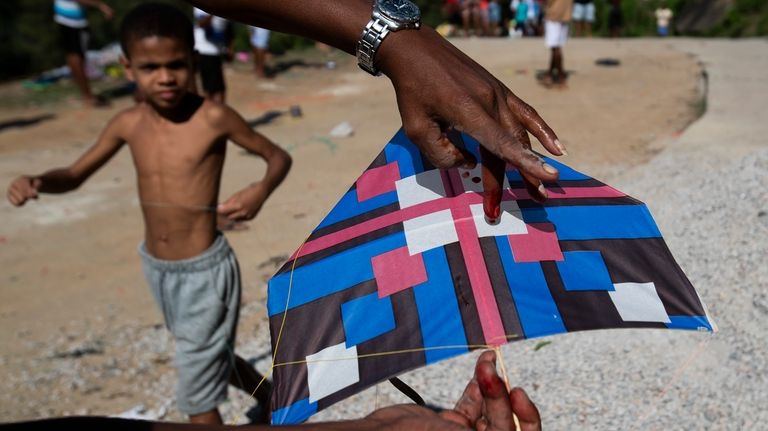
[
  {"left": 546, "top": 185, "right": 625, "bottom": 199},
  {"left": 356, "top": 162, "right": 400, "bottom": 202},
  {"left": 294, "top": 196, "right": 457, "bottom": 258},
  {"left": 294, "top": 186, "right": 624, "bottom": 258},
  {"left": 451, "top": 205, "right": 507, "bottom": 346},
  {"left": 502, "top": 186, "right": 625, "bottom": 200},
  {"left": 447, "top": 169, "right": 466, "bottom": 197}
]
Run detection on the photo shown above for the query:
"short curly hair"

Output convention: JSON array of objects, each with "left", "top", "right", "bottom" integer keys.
[{"left": 120, "top": 3, "right": 194, "bottom": 58}]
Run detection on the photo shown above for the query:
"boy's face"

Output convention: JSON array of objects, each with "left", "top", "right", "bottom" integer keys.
[{"left": 122, "top": 36, "right": 194, "bottom": 110}]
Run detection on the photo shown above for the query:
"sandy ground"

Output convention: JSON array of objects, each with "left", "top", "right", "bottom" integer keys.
[{"left": 0, "top": 38, "right": 705, "bottom": 422}]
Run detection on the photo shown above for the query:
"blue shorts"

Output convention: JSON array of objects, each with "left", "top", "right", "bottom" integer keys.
[{"left": 572, "top": 2, "right": 595, "bottom": 23}]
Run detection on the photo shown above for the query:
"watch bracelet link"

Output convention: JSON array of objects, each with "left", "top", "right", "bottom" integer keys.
[{"left": 357, "top": 19, "right": 390, "bottom": 76}]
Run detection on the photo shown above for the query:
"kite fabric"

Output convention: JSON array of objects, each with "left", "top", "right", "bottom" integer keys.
[{"left": 266, "top": 129, "right": 716, "bottom": 424}]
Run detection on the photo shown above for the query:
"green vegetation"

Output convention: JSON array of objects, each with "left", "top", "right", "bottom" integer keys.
[{"left": 707, "top": 0, "right": 768, "bottom": 37}]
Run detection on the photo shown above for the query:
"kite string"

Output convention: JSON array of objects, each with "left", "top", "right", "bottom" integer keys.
[
  {"left": 494, "top": 346, "right": 522, "bottom": 431},
  {"left": 231, "top": 234, "right": 307, "bottom": 425},
  {"left": 235, "top": 228, "right": 711, "bottom": 430}
]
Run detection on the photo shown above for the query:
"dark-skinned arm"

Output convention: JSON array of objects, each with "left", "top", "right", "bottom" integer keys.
[
  {"left": 183, "top": 0, "right": 566, "bottom": 219},
  {"left": 6, "top": 114, "right": 126, "bottom": 206}
]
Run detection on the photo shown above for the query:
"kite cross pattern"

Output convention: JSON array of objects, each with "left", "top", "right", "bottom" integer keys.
[{"left": 266, "top": 129, "right": 715, "bottom": 424}]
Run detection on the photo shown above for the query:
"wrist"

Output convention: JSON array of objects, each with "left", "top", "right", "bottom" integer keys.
[{"left": 376, "top": 26, "right": 437, "bottom": 78}]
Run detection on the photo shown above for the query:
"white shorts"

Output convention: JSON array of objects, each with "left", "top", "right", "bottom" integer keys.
[
  {"left": 572, "top": 3, "right": 595, "bottom": 22},
  {"left": 544, "top": 21, "right": 569, "bottom": 48},
  {"left": 250, "top": 27, "right": 270, "bottom": 49}
]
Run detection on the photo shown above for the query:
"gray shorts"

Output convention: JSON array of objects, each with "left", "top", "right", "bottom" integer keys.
[{"left": 139, "top": 234, "right": 241, "bottom": 415}]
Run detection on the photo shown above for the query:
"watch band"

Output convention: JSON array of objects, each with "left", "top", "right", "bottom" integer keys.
[{"left": 356, "top": 18, "right": 390, "bottom": 76}]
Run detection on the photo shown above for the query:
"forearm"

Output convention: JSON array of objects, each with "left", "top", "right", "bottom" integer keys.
[
  {"left": 75, "top": 0, "right": 106, "bottom": 9},
  {"left": 185, "top": 0, "right": 372, "bottom": 55},
  {"left": 35, "top": 168, "right": 84, "bottom": 194},
  {"left": 259, "top": 149, "right": 292, "bottom": 197}
]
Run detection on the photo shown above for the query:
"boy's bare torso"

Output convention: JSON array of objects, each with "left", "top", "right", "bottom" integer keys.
[{"left": 119, "top": 95, "right": 226, "bottom": 260}]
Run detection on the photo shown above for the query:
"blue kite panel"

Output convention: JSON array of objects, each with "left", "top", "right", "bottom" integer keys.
[
  {"left": 317, "top": 190, "right": 398, "bottom": 229},
  {"left": 412, "top": 247, "right": 469, "bottom": 364},
  {"left": 271, "top": 398, "right": 317, "bottom": 425},
  {"left": 341, "top": 293, "right": 396, "bottom": 347},
  {"left": 497, "top": 237, "right": 566, "bottom": 338},
  {"left": 556, "top": 251, "right": 615, "bottom": 291},
  {"left": 268, "top": 233, "right": 406, "bottom": 316},
  {"left": 666, "top": 315, "right": 713, "bottom": 331},
  {"left": 521, "top": 205, "right": 662, "bottom": 240}
]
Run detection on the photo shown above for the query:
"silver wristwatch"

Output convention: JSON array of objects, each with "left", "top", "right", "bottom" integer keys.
[{"left": 356, "top": 0, "right": 421, "bottom": 76}]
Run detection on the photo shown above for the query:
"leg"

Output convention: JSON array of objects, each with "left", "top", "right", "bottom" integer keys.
[
  {"left": 552, "top": 47, "right": 564, "bottom": 82},
  {"left": 65, "top": 52, "right": 95, "bottom": 103},
  {"left": 252, "top": 47, "right": 268, "bottom": 78},
  {"left": 189, "top": 408, "right": 223, "bottom": 425},
  {"left": 229, "top": 354, "right": 272, "bottom": 402},
  {"left": 461, "top": 8, "right": 471, "bottom": 36},
  {"left": 229, "top": 355, "right": 271, "bottom": 423}
]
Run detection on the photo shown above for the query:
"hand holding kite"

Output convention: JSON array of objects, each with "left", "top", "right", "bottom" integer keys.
[
  {"left": 183, "top": 0, "right": 563, "bottom": 218},
  {"left": 366, "top": 351, "right": 540, "bottom": 431},
  {"left": 378, "top": 27, "right": 565, "bottom": 214}
]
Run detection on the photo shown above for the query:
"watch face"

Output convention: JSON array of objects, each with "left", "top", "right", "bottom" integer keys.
[{"left": 378, "top": 0, "right": 421, "bottom": 23}]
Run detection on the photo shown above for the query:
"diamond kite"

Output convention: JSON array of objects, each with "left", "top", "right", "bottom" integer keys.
[{"left": 265, "top": 129, "right": 716, "bottom": 424}]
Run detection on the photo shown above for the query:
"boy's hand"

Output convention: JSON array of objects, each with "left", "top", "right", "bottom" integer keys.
[
  {"left": 217, "top": 183, "right": 269, "bottom": 221},
  {"left": 7, "top": 176, "right": 42, "bottom": 207},
  {"left": 99, "top": 3, "right": 114, "bottom": 20}
]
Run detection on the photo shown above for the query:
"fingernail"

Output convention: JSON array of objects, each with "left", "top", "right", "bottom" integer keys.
[
  {"left": 554, "top": 139, "right": 568, "bottom": 156},
  {"left": 538, "top": 183, "right": 548, "bottom": 199},
  {"left": 542, "top": 163, "right": 558, "bottom": 175}
]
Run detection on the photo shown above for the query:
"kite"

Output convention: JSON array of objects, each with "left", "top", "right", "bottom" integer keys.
[{"left": 265, "top": 129, "right": 716, "bottom": 424}]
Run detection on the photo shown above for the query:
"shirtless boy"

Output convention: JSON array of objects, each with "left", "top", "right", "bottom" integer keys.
[{"left": 7, "top": 3, "right": 291, "bottom": 424}]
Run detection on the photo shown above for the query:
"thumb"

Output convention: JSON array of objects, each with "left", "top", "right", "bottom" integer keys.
[
  {"left": 217, "top": 199, "right": 239, "bottom": 215},
  {"left": 30, "top": 178, "right": 42, "bottom": 197}
]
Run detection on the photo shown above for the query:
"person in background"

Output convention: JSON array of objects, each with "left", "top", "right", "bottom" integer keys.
[
  {"left": 488, "top": 0, "right": 502, "bottom": 36},
  {"left": 193, "top": 7, "right": 229, "bottom": 102},
  {"left": 54, "top": 0, "right": 113, "bottom": 107},
  {"left": 249, "top": 26, "right": 271, "bottom": 78},
  {"left": 461, "top": 0, "right": 490, "bottom": 37},
  {"left": 571, "top": 0, "right": 595, "bottom": 37},
  {"left": 655, "top": 4, "right": 673, "bottom": 37},
  {"left": 608, "top": 0, "right": 623, "bottom": 38},
  {"left": 542, "top": 0, "right": 573, "bottom": 87}
]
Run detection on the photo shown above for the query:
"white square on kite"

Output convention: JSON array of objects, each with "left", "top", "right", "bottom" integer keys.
[
  {"left": 395, "top": 170, "right": 446, "bottom": 209},
  {"left": 470, "top": 202, "right": 527, "bottom": 237},
  {"left": 306, "top": 343, "right": 360, "bottom": 403},
  {"left": 608, "top": 282, "right": 672, "bottom": 323}
]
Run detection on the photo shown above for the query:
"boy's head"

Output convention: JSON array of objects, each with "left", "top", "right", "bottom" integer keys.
[
  {"left": 120, "top": 3, "right": 196, "bottom": 110},
  {"left": 120, "top": 3, "right": 194, "bottom": 59}
]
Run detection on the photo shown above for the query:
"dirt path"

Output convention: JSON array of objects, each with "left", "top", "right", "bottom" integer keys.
[{"left": 0, "top": 38, "right": 701, "bottom": 421}]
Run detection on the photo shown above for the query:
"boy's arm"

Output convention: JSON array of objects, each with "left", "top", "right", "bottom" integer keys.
[
  {"left": 6, "top": 115, "right": 127, "bottom": 207},
  {"left": 74, "top": 0, "right": 113, "bottom": 19},
  {"left": 216, "top": 107, "right": 292, "bottom": 222}
]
